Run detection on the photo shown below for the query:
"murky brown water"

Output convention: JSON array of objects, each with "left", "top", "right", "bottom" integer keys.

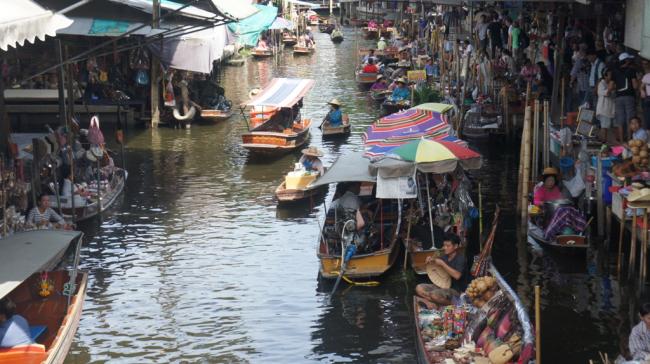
[{"left": 64, "top": 28, "right": 624, "bottom": 363}]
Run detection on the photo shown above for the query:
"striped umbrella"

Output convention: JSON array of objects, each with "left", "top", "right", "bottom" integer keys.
[{"left": 387, "top": 137, "right": 482, "bottom": 174}]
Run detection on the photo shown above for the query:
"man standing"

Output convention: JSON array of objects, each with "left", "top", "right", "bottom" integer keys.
[
  {"left": 487, "top": 15, "right": 502, "bottom": 59},
  {"left": 587, "top": 50, "right": 605, "bottom": 109},
  {"left": 476, "top": 15, "right": 489, "bottom": 56},
  {"left": 612, "top": 52, "right": 639, "bottom": 138}
]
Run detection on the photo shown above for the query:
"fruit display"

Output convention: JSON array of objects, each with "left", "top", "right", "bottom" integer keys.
[
  {"left": 465, "top": 276, "right": 498, "bottom": 308},
  {"left": 628, "top": 139, "right": 649, "bottom": 170}
]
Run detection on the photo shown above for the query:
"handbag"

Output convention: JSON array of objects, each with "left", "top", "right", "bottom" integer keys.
[{"left": 87, "top": 116, "right": 105, "bottom": 145}]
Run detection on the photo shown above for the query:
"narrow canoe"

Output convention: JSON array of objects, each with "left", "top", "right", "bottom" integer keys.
[
  {"left": 528, "top": 221, "right": 588, "bottom": 250},
  {"left": 293, "top": 46, "right": 315, "bottom": 55},
  {"left": 322, "top": 123, "right": 350, "bottom": 138},
  {"left": 251, "top": 48, "right": 273, "bottom": 58},
  {"left": 201, "top": 109, "right": 233, "bottom": 122},
  {"left": 275, "top": 181, "right": 328, "bottom": 204}
]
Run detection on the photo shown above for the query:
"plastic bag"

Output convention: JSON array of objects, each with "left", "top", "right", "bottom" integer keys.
[{"left": 87, "top": 116, "right": 105, "bottom": 145}]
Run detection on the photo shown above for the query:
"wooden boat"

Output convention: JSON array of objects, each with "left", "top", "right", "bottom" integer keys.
[
  {"left": 330, "top": 31, "right": 344, "bottom": 43},
  {"left": 382, "top": 99, "right": 411, "bottom": 114},
  {"left": 370, "top": 89, "right": 389, "bottom": 102},
  {"left": 319, "top": 23, "right": 335, "bottom": 34},
  {"left": 355, "top": 70, "right": 377, "bottom": 87},
  {"left": 528, "top": 220, "right": 588, "bottom": 250},
  {"left": 0, "top": 230, "right": 87, "bottom": 364},
  {"left": 293, "top": 45, "right": 315, "bottom": 55},
  {"left": 321, "top": 115, "right": 351, "bottom": 138},
  {"left": 51, "top": 168, "right": 127, "bottom": 222},
  {"left": 282, "top": 35, "right": 298, "bottom": 47},
  {"left": 275, "top": 171, "right": 328, "bottom": 204},
  {"left": 251, "top": 48, "right": 273, "bottom": 58},
  {"left": 413, "top": 265, "right": 535, "bottom": 364},
  {"left": 363, "top": 27, "right": 379, "bottom": 39},
  {"left": 225, "top": 57, "right": 245, "bottom": 66},
  {"left": 200, "top": 108, "right": 232, "bottom": 122},
  {"left": 242, "top": 119, "right": 311, "bottom": 156}
]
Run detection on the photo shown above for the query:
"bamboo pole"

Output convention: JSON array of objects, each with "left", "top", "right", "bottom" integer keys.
[
  {"left": 479, "top": 182, "right": 483, "bottom": 246},
  {"left": 532, "top": 100, "right": 540, "bottom": 181},
  {"left": 543, "top": 100, "right": 549, "bottom": 168},
  {"left": 618, "top": 202, "right": 625, "bottom": 276},
  {"left": 630, "top": 213, "right": 638, "bottom": 280},
  {"left": 597, "top": 158, "right": 604, "bottom": 237},
  {"left": 535, "top": 285, "right": 541, "bottom": 364},
  {"left": 521, "top": 106, "right": 533, "bottom": 229},
  {"left": 403, "top": 202, "right": 414, "bottom": 270},
  {"left": 642, "top": 210, "right": 648, "bottom": 283},
  {"left": 560, "top": 77, "right": 565, "bottom": 127}
]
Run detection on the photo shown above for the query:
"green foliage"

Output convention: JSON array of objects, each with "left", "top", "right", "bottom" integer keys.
[{"left": 413, "top": 85, "right": 442, "bottom": 105}]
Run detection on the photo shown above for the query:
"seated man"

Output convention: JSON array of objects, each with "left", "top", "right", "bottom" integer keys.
[
  {"left": 630, "top": 302, "right": 650, "bottom": 360},
  {"left": 362, "top": 58, "right": 379, "bottom": 74},
  {"left": 0, "top": 298, "right": 33, "bottom": 348},
  {"left": 415, "top": 233, "right": 466, "bottom": 308},
  {"left": 26, "top": 194, "right": 67, "bottom": 229},
  {"left": 324, "top": 99, "right": 344, "bottom": 127}
]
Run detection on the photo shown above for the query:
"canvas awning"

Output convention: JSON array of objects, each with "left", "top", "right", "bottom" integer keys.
[
  {"left": 107, "top": 0, "right": 223, "bottom": 21},
  {"left": 0, "top": 230, "right": 81, "bottom": 298},
  {"left": 310, "top": 152, "right": 376, "bottom": 188},
  {"left": 227, "top": 4, "right": 278, "bottom": 47},
  {"left": 245, "top": 78, "right": 315, "bottom": 109},
  {"left": 0, "top": 0, "right": 73, "bottom": 51},
  {"left": 210, "top": 0, "right": 260, "bottom": 21},
  {"left": 269, "top": 17, "right": 294, "bottom": 30},
  {"left": 58, "top": 17, "right": 166, "bottom": 37}
]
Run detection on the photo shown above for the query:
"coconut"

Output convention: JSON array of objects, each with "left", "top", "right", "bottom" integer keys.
[
  {"left": 632, "top": 147, "right": 640, "bottom": 155},
  {"left": 641, "top": 150, "right": 649, "bottom": 158},
  {"left": 633, "top": 156, "right": 642, "bottom": 164}
]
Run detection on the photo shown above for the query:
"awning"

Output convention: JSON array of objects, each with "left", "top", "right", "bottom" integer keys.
[
  {"left": 310, "top": 151, "right": 376, "bottom": 188},
  {"left": 0, "top": 230, "right": 81, "bottom": 298},
  {"left": 210, "top": 0, "right": 260, "bottom": 21},
  {"left": 0, "top": 0, "right": 73, "bottom": 51},
  {"left": 245, "top": 78, "right": 315, "bottom": 109},
  {"left": 269, "top": 17, "right": 294, "bottom": 30},
  {"left": 107, "top": 0, "right": 223, "bottom": 21},
  {"left": 58, "top": 17, "right": 166, "bottom": 37},
  {"left": 227, "top": 4, "right": 278, "bottom": 47},
  {"left": 287, "top": 0, "right": 320, "bottom": 8}
]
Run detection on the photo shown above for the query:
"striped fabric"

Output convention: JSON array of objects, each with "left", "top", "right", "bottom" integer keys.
[
  {"left": 246, "top": 78, "right": 315, "bottom": 108},
  {"left": 363, "top": 108, "right": 463, "bottom": 157}
]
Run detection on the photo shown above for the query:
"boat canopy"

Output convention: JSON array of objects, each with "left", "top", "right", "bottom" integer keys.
[
  {"left": 363, "top": 108, "right": 458, "bottom": 158},
  {"left": 245, "top": 78, "right": 315, "bottom": 109},
  {"left": 310, "top": 151, "right": 376, "bottom": 188},
  {"left": 412, "top": 103, "right": 454, "bottom": 114},
  {"left": 0, "top": 230, "right": 81, "bottom": 299}
]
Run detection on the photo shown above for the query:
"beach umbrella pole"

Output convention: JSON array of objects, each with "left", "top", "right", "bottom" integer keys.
[{"left": 425, "top": 176, "right": 435, "bottom": 248}]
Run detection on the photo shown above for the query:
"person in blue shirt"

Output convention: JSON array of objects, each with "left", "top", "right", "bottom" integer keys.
[
  {"left": 324, "top": 99, "right": 344, "bottom": 127},
  {"left": 390, "top": 78, "right": 410, "bottom": 102},
  {"left": 299, "top": 147, "right": 324, "bottom": 175},
  {"left": 0, "top": 298, "right": 33, "bottom": 348}
]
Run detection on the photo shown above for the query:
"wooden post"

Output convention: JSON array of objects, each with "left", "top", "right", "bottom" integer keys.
[
  {"left": 521, "top": 106, "right": 533, "bottom": 229},
  {"left": 560, "top": 77, "right": 565, "bottom": 126},
  {"left": 543, "top": 100, "right": 549, "bottom": 168},
  {"left": 150, "top": 0, "right": 161, "bottom": 128},
  {"left": 55, "top": 39, "right": 67, "bottom": 127},
  {"left": 535, "top": 285, "right": 542, "bottom": 364},
  {"left": 642, "top": 210, "right": 648, "bottom": 283},
  {"left": 597, "top": 157, "right": 604, "bottom": 237},
  {"left": 532, "top": 100, "right": 540, "bottom": 181},
  {"left": 630, "top": 212, "right": 638, "bottom": 280},
  {"left": 65, "top": 46, "right": 75, "bottom": 122},
  {"left": 504, "top": 85, "right": 511, "bottom": 141}
]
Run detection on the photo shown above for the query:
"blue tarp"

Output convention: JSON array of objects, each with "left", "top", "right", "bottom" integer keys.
[{"left": 227, "top": 4, "right": 277, "bottom": 47}]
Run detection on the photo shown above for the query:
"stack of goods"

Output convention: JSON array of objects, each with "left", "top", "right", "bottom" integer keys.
[
  {"left": 465, "top": 276, "right": 498, "bottom": 308},
  {"left": 628, "top": 139, "right": 649, "bottom": 170},
  {"left": 285, "top": 163, "right": 318, "bottom": 190}
]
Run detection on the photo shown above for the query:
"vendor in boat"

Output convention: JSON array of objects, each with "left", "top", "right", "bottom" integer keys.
[
  {"left": 371, "top": 75, "right": 388, "bottom": 91},
  {"left": 256, "top": 37, "right": 269, "bottom": 50},
  {"left": 0, "top": 298, "right": 33, "bottom": 348},
  {"left": 26, "top": 194, "right": 68, "bottom": 229},
  {"left": 362, "top": 58, "right": 379, "bottom": 74},
  {"left": 306, "top": 27, "right": 315, "bottom": 43},
  {"left": 331, "top": 183, "right": 365, "bottom": 233},
  {"left": 362, "top": 49, "right": 377, "bottom": 64},
  {"left": 61, "top": 167, "right": 91, "bottom": 200},
  {"left": 389, "top": 78, "right": 410, "bottom": 102},
  {"left": 377, "top": 37, "right": 387, "bottom": 51},
  {"left": 299, "top": 147, "right": 325, "bottom": 176},
  {"left": 629, "top": 302, "right": 650, "bottom": 360},
  {"left": 324, "top": 99, "right": 345, "bottom": 127},
  {"left": 533, "top": 167, "right": 565, "bottom": 206},
  {"left": 415, "top": 233, "right": 466, "bottom": 308}
]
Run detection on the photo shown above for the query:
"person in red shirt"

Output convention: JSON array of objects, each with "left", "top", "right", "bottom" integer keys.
[{"left": 362, "top": 58, "right": 379, "bottom": 74}]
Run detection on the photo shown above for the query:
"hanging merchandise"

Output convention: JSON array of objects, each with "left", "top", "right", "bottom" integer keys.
[
  {"left": 87, "top": 115, "right": 105, "bottom": 146},
  {"left": 164, "top": 70, "right": 176, "bottom": 107},
  {"left": 130, "top": 47, "right": 151, "bottom": 85}
]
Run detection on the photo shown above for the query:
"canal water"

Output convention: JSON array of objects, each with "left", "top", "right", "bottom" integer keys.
[{"left": 65, "top": 28, "right": 624, "bottom": 363}]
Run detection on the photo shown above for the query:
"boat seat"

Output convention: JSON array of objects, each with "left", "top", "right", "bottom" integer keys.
[{"left": 29, "top": 325, "right": 47, "bottom": 341}]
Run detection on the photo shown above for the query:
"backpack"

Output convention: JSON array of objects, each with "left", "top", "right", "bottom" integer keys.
[{"left": 519, "top": 31, "right": 530, "bottom": 49}]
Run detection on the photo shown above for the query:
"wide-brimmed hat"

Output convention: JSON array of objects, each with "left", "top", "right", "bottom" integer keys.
[
  {"left": 327, "top": 98, "right": 342, "bottom": 106},
  {"left": 90, "top": 145, "right": 103, "bottom": 158},
  {"left": 376, "top": 74, "right": 384, "bottom": 80},
  {"left": 85, "top": 150, "right": 97, "bottom": 162},
  {"left": 379, "top": 36, "right": 385, "bottom": 41},
  {"left": 426, "top": 260, "right": 451, "bottom": 289},
  {"left": 301, "top": 146, "right": 323, "bottom": 157},
  {"left": 396, "top": 77, "right": 406, "bottom": 84},
  {"left": 541, "top": 167, "right": 559, "bottom": 177}
]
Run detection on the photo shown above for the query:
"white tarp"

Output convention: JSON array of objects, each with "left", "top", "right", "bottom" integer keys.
[
  {"left": 149, "top": 25, "right": 235, "bottom": 73},
  {"left": 107, "top": 0, "right": 222, "bottom": 21},
  {"left": 211, "top": 0, "right": 260, "bottom": 21},
  {"left": 0, "top": 0, "right": 73, "bottom": 51}
]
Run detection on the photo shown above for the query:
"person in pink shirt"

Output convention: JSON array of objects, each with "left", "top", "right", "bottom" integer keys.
[{"left": 533, "top": 167, "right": 564, "bottom": 206}]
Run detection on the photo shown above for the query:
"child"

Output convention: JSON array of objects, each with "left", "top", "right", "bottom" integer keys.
[{"left": 630, "top": 116, "right": 648, "bottom": 143}]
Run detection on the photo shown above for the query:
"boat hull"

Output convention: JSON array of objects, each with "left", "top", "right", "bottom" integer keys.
[
  {"left": 528, "top": 221, "right": 588, "bottom": 250},
  {"left": 293, "top": 46, "right": 314, "bottom": 55},
  {"left": 322, "top": 123, "right": 350, "bottom": 138},
  {"left": 242, "top": 120, "right": 311, "bottom": 156},
  {"left": 382, "top": 100, "right": 411, "bottom": 114},
  {"left": 318, "top": 242, "right": 400, "bottom": 279},
  {"left": 355, "top": 71, "right": 377, "bottom": 87},
  {"left": 54, "top": 168, "right": 126, "bottom": 222},
  {"left": 408, "top": 247, "right": 441, "bottom": 275},
  {"left": 282, "top": 38, "right": 297, "bottom": 47},
  {"left": 275, "top": 182, "right": 327, "bottom": 203},
  {"left": 201, "top": 109, "right": 232, "bottom": 122},
  {"left": 331, "top": 35, "right": 344, "bottom": 43},
  {"left": 251, "top": 49, "right": 273, "bottom": 58}
]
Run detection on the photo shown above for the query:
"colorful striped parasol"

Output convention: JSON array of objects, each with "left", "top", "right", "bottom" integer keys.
[{"left": 386, "top": 137, "right": 482, "bottom": 173}]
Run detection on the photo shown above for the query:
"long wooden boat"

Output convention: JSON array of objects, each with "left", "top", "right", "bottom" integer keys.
[
  {"left": 414, "top": 265, "right": 535, "bottom": 364},
  {"left": 275, "top": 181, "right": 328, "bottom": 204},
  {"left": 370, "top": 89, "right": 389, "bottom": 102},
  {"left": 200, "top": 108, "right": 233, "bottom": 122},
  {"left": 282, "top": 35, "right": 298, "bottom": 47},
  {"left": 251, "top": 48, "right": 273, "bottom": 58},
  {"left": 319, "top": 23, "right": 335, "bottom": 34},
  {"left": 528, "top": 220, "right": 588, "bottom": 250},
  {"left": 293, "top": 45, "right": 315, "bottom": 55},
  {"left": 0, "top": 230, "right": 87, "bottom": 364},
  {"left": 382, "top": 99, "right": 411, "bottom": 114},
  {"left": 322, "top": 121, "right": 351, "bottom": 138},
  {"left": 355, "top": 71, "right": 377, "bottom": 87},
  {"left": 51, "top": 168, "right": 127, "bottom": 222},
  {"left": 242, "top": 119, "right": 311, "bottom": 156}
]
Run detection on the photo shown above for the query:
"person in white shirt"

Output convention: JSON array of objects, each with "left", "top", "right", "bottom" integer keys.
[{"left": 596, "top": 69, "right": 616, "bottom": 142}]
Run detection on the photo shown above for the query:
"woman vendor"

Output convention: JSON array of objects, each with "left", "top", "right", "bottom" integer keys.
[
  {"left": 389, "top": 78, "right": 410, "bottom": 102},
  {"left": 370, "top": 75, "right": 388, "bottom": 91},
  {"left": 533, "top": 167, "right": 564, "bottom": 206},
  {"left": 415, "top": 233, "right": 466, "bottom": 308},
  {"left": 323, "top": 99, "right": 344, "bottom": 127},
  {"left": 299, "top": 147, "right": 324, "bottom": 176},
  {"left": 630, "top": 303, "right": 650, "bottom": 360}
]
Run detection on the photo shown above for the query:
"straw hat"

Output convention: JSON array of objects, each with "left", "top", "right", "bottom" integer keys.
[
  {"left": 249, "top": 88, "right": 262, "bottom": 99},
  {"left": 376, "top": 74, "right": 384, "bottom": 80},
  {"left": 301, "top": 146, "right": 323, "bottom": 157},
  {"left": 396, "top": 77, "right": 406, "bottom": 84},
  {"left": 85, "top": 150, "right": 97, "bottom": 162},
  {"left": 426, "top": 260, "right": 451, "bottom": 289},
  {"left": 327, "top": 98, "right": 342, "bottom": 106},
  {"left": 541, "top": 167, "right": 559, "bottom": 177},
  {"left": 379, "top": 36, "right": 385, "bottom": 41}
]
